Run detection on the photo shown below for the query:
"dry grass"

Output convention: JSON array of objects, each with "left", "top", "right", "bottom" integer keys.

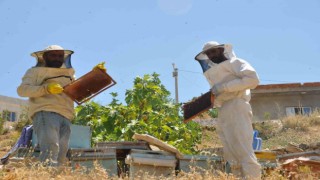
[
  {"left": 197, "top": 127, "right": 222, "bottom": 150},
  {"left": 262, "top": 124, "right": 320, "bottom": 149},
  {"left": 0, "top": 162, "right": 289, "bottom": 180},
  {"left": 253, "top": 120, "right": 283, "bottom": 140},
  {"left": 250, "top": 111, "right": 320, "bottom": 149},
  {"left": 281, "top": 112, "right": 320, "bottom": 131},
  {"left": 0, "top": 130, "right": 20, "bottom": 158},
  {"left": 1, "top": 113, "right": 320, "bottom": 179},
  {"left": 1, "top": 161, "right": 111, "bottom": 180}
]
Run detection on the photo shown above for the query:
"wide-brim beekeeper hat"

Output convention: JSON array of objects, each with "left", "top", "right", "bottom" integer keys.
[
  {"left": 31, "top": 45, "right": 74, "bottom": 67},
  {"left": 31, "top": 45, "right": 74, "bottom": 61},
  {"left": 194, "top": 41, "right": 226, "bottom": 61}
]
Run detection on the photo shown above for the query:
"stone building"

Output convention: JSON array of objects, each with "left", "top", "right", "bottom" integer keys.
[
  {"left": 0, "top": 95, "right": 28, "bottom": 122},
  {"left": 251, "top": 82, "right": 320, "bottom": 120}
]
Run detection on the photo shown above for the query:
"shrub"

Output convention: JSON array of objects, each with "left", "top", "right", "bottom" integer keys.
[
  {"left": 74, "top": 73, "right": 202, "bottom": 154},
  {"left": 281, "top": 110, "right": 320, "bottom": 131},
  {"left": 13, "top": 107, "right": 32, "bottom": 132},
  {"left": 208, "top": 108, "right": 218, "bottom": 118},
  {"left": 263, "top": 112, "right": 271, "bottom": 120},
  {"left": 253, "top": 121, "right": 282, "bottom": 140},
  {"left": 2, "top": 127, "right": 9, "bottom": 135},
  {"left": 0, "top": 113, "right": 3, "bottom": 135},
  {"left": 309, "top": 109, "right": 320, "bottom": 126},
  {"left": 281, "top": 115, "right": 309, "bottom": 131}
]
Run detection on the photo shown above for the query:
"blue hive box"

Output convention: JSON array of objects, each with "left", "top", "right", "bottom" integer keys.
[{"left": 32, "top": 124, "right": 91, "bottom": 148}]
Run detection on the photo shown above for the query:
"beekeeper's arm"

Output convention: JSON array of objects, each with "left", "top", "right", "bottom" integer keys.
[
  {"left": 216, "top": 60, "right": 259, "bottom": 93},
  {"left": 17, "top": 68, "right": 61, "bottom": 97}
]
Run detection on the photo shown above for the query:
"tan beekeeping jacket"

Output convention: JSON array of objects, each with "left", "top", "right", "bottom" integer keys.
[{"left": 17, "top": 67, "right": 75, "bottom": 120}]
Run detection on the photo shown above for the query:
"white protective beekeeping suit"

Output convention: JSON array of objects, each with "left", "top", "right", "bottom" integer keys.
[{"left": 195, "top": 41, "right": 261, "bottom": 179}]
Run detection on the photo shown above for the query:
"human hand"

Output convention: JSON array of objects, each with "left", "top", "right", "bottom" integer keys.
[
  {"left": 92, "top": 62, "right": 107, "bottom": 73},
  {"left": 47, "top": 83, "right": 63, "bottom": 94}
]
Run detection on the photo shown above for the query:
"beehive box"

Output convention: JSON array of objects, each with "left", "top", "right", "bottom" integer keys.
[
  {"left": 96, "top": 141, "right": 151, "bottom": 159},
  {"left": 179, "top": 155, "right": 223, "bottom": 173},
  {"left": 15, "top": 147, "right": 40, "bottom": 158},
  {"left": 255, "top": 151, "right": 280, "bottom": 170},
  {"left": 255, "top": 151, "right": 277, "bottom": 162},
  {"left": 68, "top": 147, "right": 118, "bottom": 177},
  {"left": 96, "top": 141, "right": 151, "bottom": 176},
  {"left": 32, "top": 125, "right": 91, "bottom": 149},
  {"left": 183, "top": 91, "right": 214, "bottom": 123},
  {"left": 8, "top": 147, "right": 40, "bottom": 164},
  {"left": 125, "top": 149, "right": 177, "bottom": 179}
]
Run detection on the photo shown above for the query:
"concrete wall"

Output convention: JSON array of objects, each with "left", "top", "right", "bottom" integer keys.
[
  {"left": 250, "top": 91, "right": 320, "bottom": 121},
  {"left": 0, "top": 95, "right": 28, "bottom": 122}
]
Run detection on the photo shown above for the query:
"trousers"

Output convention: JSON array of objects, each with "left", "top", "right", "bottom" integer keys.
[
  {"left": 33, "top": 111, "right": 71, "bottom": 166},
  {"left": 217, "top": 99, "right": 261, "bottom": 179}
]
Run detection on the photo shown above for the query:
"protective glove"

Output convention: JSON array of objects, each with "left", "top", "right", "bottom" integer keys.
[
  {"left": 47, "top": 83, "right": 63, "bottom": 94},
  {"left": 92, "top": 62, "right": 107, "bottom": 73}
]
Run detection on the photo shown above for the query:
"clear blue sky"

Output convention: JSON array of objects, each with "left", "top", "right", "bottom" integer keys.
[{"left": 1, "top": 0, "right": 319, "bottom": 105}]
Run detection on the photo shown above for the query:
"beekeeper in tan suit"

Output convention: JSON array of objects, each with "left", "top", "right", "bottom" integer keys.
[
  {"left": 17, "top": 45, "right": 105, "bottom": 166},
  {"left": 195, "top": 41, "right": 261, "bottom": 179}
]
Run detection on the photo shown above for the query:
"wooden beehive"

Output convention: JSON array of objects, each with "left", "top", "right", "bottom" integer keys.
[
  {"left": 68, "top": 148, "right": 118, "bottom": 176},
  {"left": 63, "top": 69, "right": 116, "bottom": 105},
  {"left": 96, "top": 141, "right": 151, "bottom": 159},
  {"left": 182, "top": 91, "right": 214, "bottom": 123},
  {"left": 125, "top": 149, "right": 177, "bottom": 178}
]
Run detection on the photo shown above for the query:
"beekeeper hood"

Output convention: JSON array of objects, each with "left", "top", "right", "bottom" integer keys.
[
  {"left": 195, "top": 41, "right": 236, "bottom": 72},
  {"left": 31, "top": 45, "right": 74, "bottom": 68}
]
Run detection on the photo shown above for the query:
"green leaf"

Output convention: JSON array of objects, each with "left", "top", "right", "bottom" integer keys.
[{"left": 73, "top": 73, "right": 202, "bottom": 154}]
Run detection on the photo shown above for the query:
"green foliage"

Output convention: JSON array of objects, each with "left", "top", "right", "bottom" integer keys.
[
  {"left": 74, "top": 73, "right": 202, "bottom": 154},
  {"left": 208, "top": 108, "right": 218, "bottom": 118},
  {"left": 2, "top": 110, "right": 10, "bottom": 121},
  {"left": 0, "top": 113, "right": 3, "bottom": 134},
  {"left": 253, "top": 121, "right": 280, "bottom": 140},
  {"left": 263, "top": 112, "right": 271, "bottom": 120},
  {"left": 13, "top": 106, "right": 32, "bottom": 132}
]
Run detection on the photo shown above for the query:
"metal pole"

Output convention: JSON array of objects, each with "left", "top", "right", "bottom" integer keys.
[{"left": 172, "top": 63, "right": 179, "bottom": 104}]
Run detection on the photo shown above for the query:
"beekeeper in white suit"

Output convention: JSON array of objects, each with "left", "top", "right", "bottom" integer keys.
[{"left": 195, "top": 41, "right": 261, "bottom": 179}]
